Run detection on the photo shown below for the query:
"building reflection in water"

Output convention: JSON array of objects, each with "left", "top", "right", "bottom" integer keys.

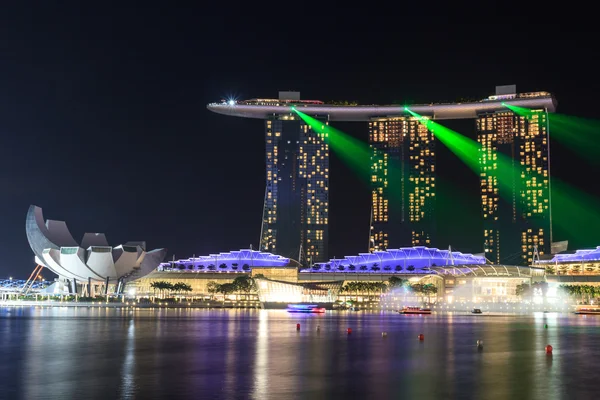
[
  {"left": 118, "top": 318, "right": 136, "bottom": 398},
  {"left": 5, "top": 307, "right": 600, "bottom": 399},
  {"left": 252, "top": 310, "right": 269, "bottom": 399}
]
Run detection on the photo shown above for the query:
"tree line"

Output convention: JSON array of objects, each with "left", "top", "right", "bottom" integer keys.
[
  {"left": 515, "top": 282, "right": 600, "bottom": 304},
  {"left": 206, "top": 275, "right": 258, "bottom": 300},
  {"left": 150, "top": 281, "right": 193, "bottom": 297},
  {"left": 559, "top": 284, "right": 600, "bottom": 303},
  {"left": 341, "top": 277, "right": 438, "bottom": 301}
]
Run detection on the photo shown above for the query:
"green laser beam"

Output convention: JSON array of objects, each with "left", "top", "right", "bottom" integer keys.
[
  {"left": 506, "top": 103, "right": 600, "bottom": 165},
  {"left": 405, "top": 108, "right": 517, "bottom": 200},
  {"left": 409, "top": 106, "right": 600, "bottom": 247},
  {"left": 293, "top": 108, "right": 373, "bottom": 186}
]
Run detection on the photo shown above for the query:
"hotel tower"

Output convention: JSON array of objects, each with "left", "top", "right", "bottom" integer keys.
[
  {"left": 477, "top": 87, "right": 552, "bottom": 264},
  {"left": 369, "top": 116, "right": 436, "bottom": 251},
  {"left": 259, "top": 92, "right": 329, "bottom": 264}
]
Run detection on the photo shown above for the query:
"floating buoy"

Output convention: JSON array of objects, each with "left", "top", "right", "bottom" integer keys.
[
  {"left": 296, "top": 323, "right": 300, "bottom": 331},
  {"left": 477, "top": 340, "right": 483, "bottom": 348},
  {"left": 382, "top": 332, "right": 388, "bottom": 337},
  {"left": 546, "top": 345, "right": 553, "bottom": 354},
  {"left": 418, "top": 334, "right": 424, "bottom": 341},
  {"left": 347, "top": 328, "right": 352, "bottom": 334}
]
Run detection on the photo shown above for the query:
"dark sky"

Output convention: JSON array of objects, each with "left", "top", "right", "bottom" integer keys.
[{"left": 1, "top": 3, "right": 597, "bottom": 277}]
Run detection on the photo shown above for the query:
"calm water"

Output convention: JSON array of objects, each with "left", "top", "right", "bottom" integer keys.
[{"left": 0, "top": 307, "right": 598, "bottom": 400}]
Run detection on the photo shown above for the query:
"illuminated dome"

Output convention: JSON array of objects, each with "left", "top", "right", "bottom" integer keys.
[
  {"left": 159, "top": 249, "right": 294, "bottom": 272},
  {"left": 26, "top": 205, "right": 166, "bottom": 283},
  {"left": 301, "top": 246, "right": 487, "bottom": 273}
]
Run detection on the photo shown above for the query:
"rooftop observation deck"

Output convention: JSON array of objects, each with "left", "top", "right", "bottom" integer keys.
[{"left": 206, "top": 92, "right": 557, "bottom": 121}]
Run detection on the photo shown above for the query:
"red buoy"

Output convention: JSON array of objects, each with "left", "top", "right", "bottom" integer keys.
[
  {"left": 418, "top": 334, "right": 424, "bottom": 341},
  {"left": 347, "top": 328, "right": 352, "bottom": 334},
  {"left": 296, "top": 323, "right": 300, "bottom": 331},
  {"left": 546, "top": 345, "right": 553, "bottom": 354}
]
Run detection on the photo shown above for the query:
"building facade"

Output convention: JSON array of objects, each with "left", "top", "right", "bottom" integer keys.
[
  {"left": 25, "top": 205, "right": 166, "bottom": 295},
  {"left": 260, "top": 113, "right": 329, "bottom": 264},
  {"left": 369, "top": 117, "right": 436, "bottom": 251},
  {"left": 477, "top": 109, "right": 551, "bottom": 265}
]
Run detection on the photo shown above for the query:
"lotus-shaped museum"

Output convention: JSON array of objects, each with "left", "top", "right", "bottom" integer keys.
[{"left": 25, "top": 205, "right": 166, "bottom": 286}]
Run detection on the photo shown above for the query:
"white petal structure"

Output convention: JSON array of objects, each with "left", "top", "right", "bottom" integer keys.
[{"left": 26, "top": 205, "right": 166, "bottom": 283}]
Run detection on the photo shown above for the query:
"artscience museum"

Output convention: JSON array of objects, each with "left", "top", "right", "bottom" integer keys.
[{"left": 25, "top": 205, "right": 166, "bottom": 295}]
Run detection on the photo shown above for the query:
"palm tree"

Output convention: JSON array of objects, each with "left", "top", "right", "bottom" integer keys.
[
  {"left": 388, "top": 276, "right": 404, "bottom": 290},
  {"left": 344, "top": 282, "right": 356, "bottom": 301},
  {"left": 395, "top": 265, "right": 403, "bottom": 272},
  {"left": 232, "top": 263, "right": 239, "bottom": 271},
  {"left": 422, "top": 283, "right": 437, "bottom": 304},
  {"left": 187, "top": 264, "right": 194, "bottom": 270},
  {"left": 179, "top": 282, "right": 193, "bottom": 295},
  {"left": 152, "top": 281, "right": 174, "bottom": 298},
  {"left": 219, "top": 263, "right": 227, "bottom": 270},
  {"left": 208, "top": 264, "right": 216, "bottom": 271},
  {"left": 207, "top": 281, "right": 219, "bottom": 300},
  {"left": 359, "top": 265, "right": 367, "bottom": 271},
  {"left": 198, "top": 265, "right": 205, "bottom": 270},
  {"left": 150, "top": 281, "right": 159, "bottom": 297},
  {"left": 407, "top": 265, "right": 415, "bottom": 272},
  {"left": 242, "top": 264, "right": 250, "bottom": 271},
  {"left": 173, "top": 282, "right": 183, "bottom": 295},
  {"left": 349, "top": 264, "right": 356, "bottom": 271}
]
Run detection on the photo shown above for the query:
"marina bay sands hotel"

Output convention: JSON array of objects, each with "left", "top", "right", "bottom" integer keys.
[{"left": 207, "top": 85, "right": 556, "bottom": 266}]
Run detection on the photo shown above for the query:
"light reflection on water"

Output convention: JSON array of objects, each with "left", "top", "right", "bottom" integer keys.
[{"left": 1, "top": 308, "right": 599, "bottom": 399}]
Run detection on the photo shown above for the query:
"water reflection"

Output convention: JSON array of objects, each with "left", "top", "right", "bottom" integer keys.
[
  {"left": 118, "top": 319, "right": 136, "bottom": 398},
  {"left": 252, "top": 310, "right": 269, "bottom": 399},
  {"left": 2, "top": 308, "right": 600, "bottom": 399}
]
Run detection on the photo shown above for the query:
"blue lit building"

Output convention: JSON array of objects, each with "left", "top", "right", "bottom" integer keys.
[
  {"left": 535, "top": 246, "right": 600, "bottom": 275},
  {"left": 158, "top": 249, "right": 292, "bottom": 272},
  {"left": 302, "top": 246, "right": 486, "bottom": 273},
  {"left": 133, "top": 246, "right": 547, "bottom": 304}
]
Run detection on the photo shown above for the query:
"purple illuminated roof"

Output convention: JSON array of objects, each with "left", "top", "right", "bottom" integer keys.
[
  {"left": 300, "top": 246, "right": 487, "bottom": 273},
  {"left": 545, "top": 247, "right": 600, "bottom": 263},
  {"left": 158, "top": 249, "right": 291, "bottom": 272}
]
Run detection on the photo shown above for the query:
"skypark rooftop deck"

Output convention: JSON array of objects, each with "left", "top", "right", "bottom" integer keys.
[{"left": 207, "top": 91, "right": 556, "bottom": 121}]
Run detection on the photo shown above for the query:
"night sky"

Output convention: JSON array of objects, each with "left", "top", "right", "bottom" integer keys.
[{"left": 1, "top": 4, "right": 598, "bottom": 278}]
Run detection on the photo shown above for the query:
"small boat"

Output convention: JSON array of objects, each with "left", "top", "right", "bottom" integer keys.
[
  {"left": 287, "top": 304, "right": 326, "bottom": 313},
  {"left": 472, "top": 308, "right": 483, "bottom": 314},
  {"left": 574, "top": 306, "right": 600, "bottom": 315},
  {"left": 398, "top": 306, "right": 431, "bottom": 315}
]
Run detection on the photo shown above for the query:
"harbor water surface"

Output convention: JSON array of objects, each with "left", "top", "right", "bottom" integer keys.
[{"left": 1, "top": 307, "right": 598, "bottom": 399}]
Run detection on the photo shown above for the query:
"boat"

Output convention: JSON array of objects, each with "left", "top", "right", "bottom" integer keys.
[
  {"left": 471, "top": 308, "right": 483, "bottom": 314},
  {"left": 286, "top": 304, "right": 326, "bottom": 313},
  {"left": 398, "top": 306, "right": 431, "bottom": 315},
  {"left": 574, "top": 306, "right": 600, "bottom": 315}
]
